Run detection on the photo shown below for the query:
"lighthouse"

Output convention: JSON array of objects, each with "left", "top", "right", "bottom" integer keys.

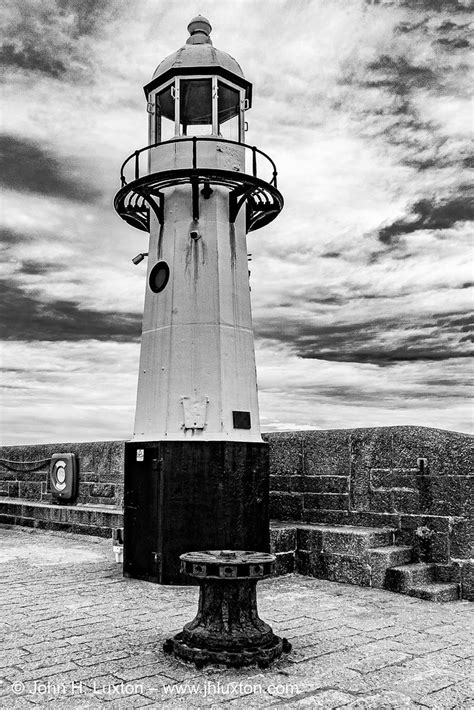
[{"left": 115, "top": 16, "right": 283, "bottom": 584}]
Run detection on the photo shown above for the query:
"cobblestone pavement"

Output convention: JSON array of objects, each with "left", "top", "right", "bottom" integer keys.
[{"left": 0, "top": 527, "right": 472, "bottom": 709}]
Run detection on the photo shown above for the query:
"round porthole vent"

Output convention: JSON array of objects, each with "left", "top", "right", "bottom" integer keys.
[{"left": 149, "top": 261, "right": 170, "bottom": 293}]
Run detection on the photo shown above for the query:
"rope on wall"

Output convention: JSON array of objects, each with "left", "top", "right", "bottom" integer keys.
[{"left": 0, "top": 457, "right": 51, "bottom": 474}]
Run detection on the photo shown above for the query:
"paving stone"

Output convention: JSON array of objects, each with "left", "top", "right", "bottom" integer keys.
[
  {"left": 0, "top": 527, "right": 472, "bottom": 709},
  {"left": 342, "top": 690, "right": 414, "bottom": 708},
  {"left": 285, "top": 688, "right": 355, "bottom": 707},
  {"left": 418, "top": 680, "right": 473, "bottom": 708},
  {"left": 347, "top": 650, "right": 413, "bottom": 674},
  {"left": 389, "top": 668, "right": 458, "bottom": 701}
]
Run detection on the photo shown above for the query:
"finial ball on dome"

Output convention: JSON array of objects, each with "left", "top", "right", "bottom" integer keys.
[{"left": 187, "top": 15, "right": 212, "bottom": 37}]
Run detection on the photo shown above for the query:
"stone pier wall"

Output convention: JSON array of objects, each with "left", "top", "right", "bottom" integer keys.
[
  {"left": 265, "top": 426, "right": 473, "bottom": 596},
  {"left": 0, "top": 441, "right": 124, "bottom": 507},
  {"left": 0, "top": 426, "right": 472, "bottom": 574}
]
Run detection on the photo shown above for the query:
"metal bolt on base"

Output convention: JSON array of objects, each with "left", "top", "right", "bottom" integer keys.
[{"left": 163, "top": 550, "right": 292, "bottom": 668}]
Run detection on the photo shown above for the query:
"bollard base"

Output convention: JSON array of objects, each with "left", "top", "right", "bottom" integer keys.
[
  {"left": 163, "top": 632, "right": 291, "bottom": 669},
  {"left": 162, "top": 550, "right": 292, "bottom": 669}
]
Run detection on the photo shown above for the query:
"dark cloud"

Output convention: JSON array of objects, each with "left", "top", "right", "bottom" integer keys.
[
  {"left": 0, "top": 227, "right": 31, "bottom": 246},
  {"left": 255, "top": 311, "right": 473, "bottom": 365},
  {"left": 307, "top": 296, "right": 344, "bottom": 306},
  {"left": 0, "top": 280, "right": 141, "bottom": 342},
  {"left": 1, "top": 43, "right": 66, "bottom": 78},
  {"left": 341, "top": 9, "right": 471, "bottom": 174},
  {"left": 363, "top": 55, "right": 437, "bottom": 94},
  {"left": 1, "top": 0, "right": 117, "bottom": 78},
  {"left": 376, "top": 188, "right": 474, "bottom": 245},
  {"left": 18, "top": 261, "right": 58, "bottom": 276},
  {"left": 397, "top": 1, "right": 473, "bottom": 10},
  {"left": 435, "top": 37, "right": 470, "bottom": 49},
  {"left": 394, "top": 20, "right": 427, "bottom": 35},
  {"left": 436, "top": 313, "right": 473, "bottom": 328},
  {"left": 56, "top": 0, "right": 114, "bottom": 39},
  {"left": 0, "top": 134, "right": 97, "bottom": 202}
]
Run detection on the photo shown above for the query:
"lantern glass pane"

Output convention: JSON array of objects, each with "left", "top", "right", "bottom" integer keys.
[
  {"left": 218, "top": 82, "right": 240, "bottom": 141},
  {"left": 156, "top": 85, "right": 175, "bottom": 141},
  {"left": 179, "top": 79, "right": 212, "bottom": 136}
]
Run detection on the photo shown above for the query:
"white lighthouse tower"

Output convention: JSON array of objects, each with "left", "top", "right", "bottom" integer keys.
[{"left": 115, "top": 17, "right": 283, "bottom": 584}]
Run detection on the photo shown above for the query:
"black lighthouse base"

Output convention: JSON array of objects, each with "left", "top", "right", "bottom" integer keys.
[{"left": 123, "top": 441, "right": 269, "bottom": 585}]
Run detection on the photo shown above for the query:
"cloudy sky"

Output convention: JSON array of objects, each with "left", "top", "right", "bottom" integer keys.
[{"left": 1, "top": 0, "right": 472, "bottom": 445}]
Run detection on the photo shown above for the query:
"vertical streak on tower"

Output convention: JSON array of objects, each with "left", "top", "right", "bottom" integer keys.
[{"left": 114, "top": 17, "right": 283, "bottom": 584}]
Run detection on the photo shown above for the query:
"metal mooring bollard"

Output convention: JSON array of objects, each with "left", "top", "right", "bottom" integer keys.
[{"left": 163, "top": 550, "right": 292, "bottom": 669}]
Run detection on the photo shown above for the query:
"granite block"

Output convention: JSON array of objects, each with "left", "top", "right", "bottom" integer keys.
[
  {"left": 270, "top": 475, "right": 304, "bottom": 493},
  {"left": 303, "top": 509, "right": 352, "bottom": 526},
  {"left": 304, "top": 476, "right": 348, "bottom": 494},
  {"left": 460, "top": 561, "right": 474, "bottom": 601},
  {"left": 80, "top": 472, "right": 100, "bottom": 483},
  {"left": 303, "top": 493, "right": 349, "bottom": 511},
  {"left": 368, "top": 546, "right": 412, "bottom": 588},
  {"left": 264, "top": 432, "right": 304, "bottom": 476},
  {"left": 0, "top": 470, "right": 18, "bottom": 481},
  {"left": 435, "top": 563, "right": 461, "bottom": 584},
  {"left": 391, "top": 426, "right": 474, "bottom": 475},
  {"left": 322, "top": 528, "right": 393, "bottom": 555},
  {"left": 370, "top": 470, "right": 417, "bottom": 490},
  {"left": 392, "top": 489, "right": 420, "bottom": 514},
  {"left": 269, "top": 491, "right": 303, "bottom": 521},
  {"left": 18, "top": 482, "right": 42, "bottom": 500},
  {"left": 89, "top": 484, "right": 115, "bottom": 498},
  {"left": 347, "top": 511, "right": 401, "bottom": 529},
  {"left": 430, "top": 476, "right": 472, "bottom": 517},
  {"left": 2, "top": 470, "right": 47, "bottom": 482},
  {"left": 399, "top": 515, "right": 450, "bottom": 534},
  {"left": 430, "top": 533, "right": 450, "bottom": 564},
  {"left": 368, "top": 490, "right": 392, "bottom": 513},
  {"left": 270, "top": 525, "right": 297, "bottom": 552},
  {"left": 8, "top": 482, "right": 20, "bottom": 497},
  {"left": 302, "top": 429, "right": 351, "bottom": 477},
  {"left": 295, "top": 550, "right": 328, "bottom": 578},
  {"left": 349, "top": 432, "right": 389, "bottom": 512},
  {"left": 323, "top": 552, "right": 371, "bottom": 586},
  {"left": 449, "top": 519, "right": 472, "bottom": 559},
  {"left": 297, "top": 526, "right": 324, "bottom": 551},
  {"left": 273, "top": 551, "right": 295, "bottom": 576}
]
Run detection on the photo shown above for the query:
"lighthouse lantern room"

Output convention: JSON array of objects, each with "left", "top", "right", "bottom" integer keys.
[{"left": 115, "top": 16, "right": 283, "bottom": 584}]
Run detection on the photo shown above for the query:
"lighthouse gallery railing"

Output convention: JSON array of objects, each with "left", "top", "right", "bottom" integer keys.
[{"left": 119, "top": 137, "right": 278, "bottom": 190}]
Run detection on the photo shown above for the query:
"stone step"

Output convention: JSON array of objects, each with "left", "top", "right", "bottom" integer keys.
[
  {"left": 407, "top": 583, "right": 460, "bottom": 603},
  {"left": 270, "top": 524, "right": 297, "bottom": 553},
  {"left": 0, "top": 498, "right": 122, "bottom": 538},
  {"left": 270, "top": 524, "right": 297, "bottom": 576},
  {"left": 297, "top": 524, "right": 395, "bottom": 556},
  {"left": 385, "top": 562, "right": 436, "bottom": 593},
  {"left": 296, "top": 549, "right": 371, "bottom": 587},
  {"left": 368, "top": 546, "right": 413, "bottom": 588}
]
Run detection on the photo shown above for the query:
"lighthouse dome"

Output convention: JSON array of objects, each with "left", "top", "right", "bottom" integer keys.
[{"left": 151, "top": 16, "right": 245, "bottom": 81}]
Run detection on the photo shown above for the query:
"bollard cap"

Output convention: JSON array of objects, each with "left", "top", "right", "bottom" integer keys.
[{"left": 180, "top": 550, "right": 275, "bottom": 580}]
